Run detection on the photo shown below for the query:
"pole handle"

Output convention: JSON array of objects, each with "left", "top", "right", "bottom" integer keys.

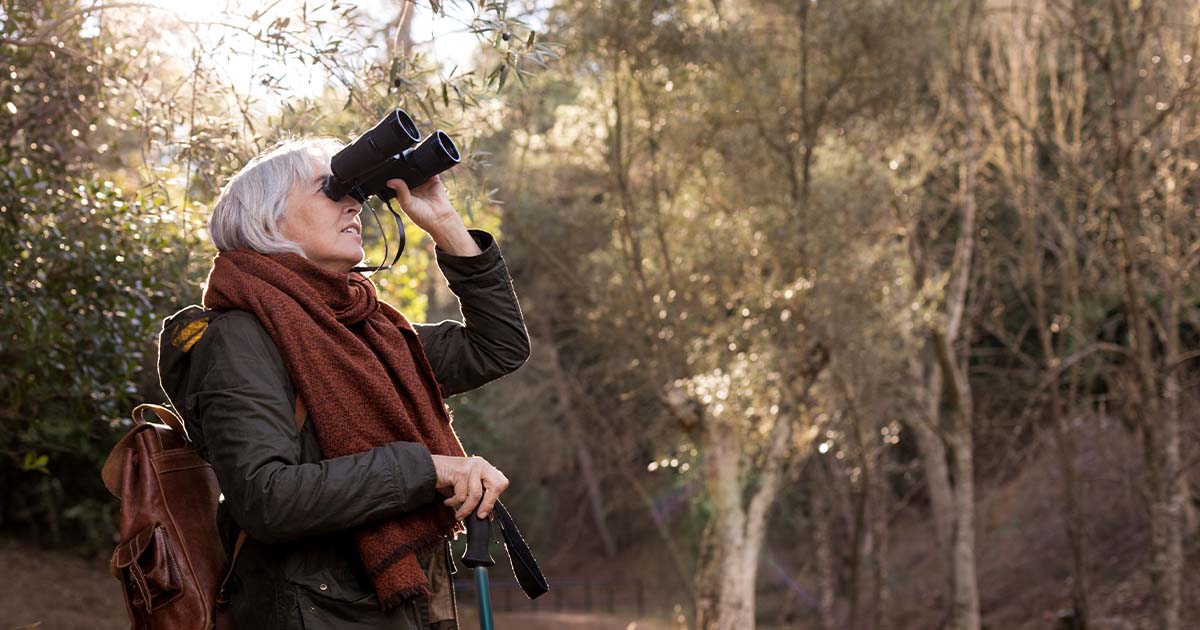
[{"left": 461, "top": 499, "right": 495, "bottom": 569}]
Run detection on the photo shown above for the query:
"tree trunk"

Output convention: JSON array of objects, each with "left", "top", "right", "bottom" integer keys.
[
  {"left": 1097, "top": 1, "right": 1184, "bottom": 624},
  {"left": 812, "top": 459, "right": 838, "bottom": 630},
  {"left": 947, "top": 423, "right": 979, "bottom": 630},
  {"left": 705, "top": 416, "right": 753, "bottom": 630},
  {"left": 841, "top": 375, "right": 889, "bottom": 630},
  {"left": 943, "top": 6, "right": 981, "bottom": 625},
  {"left": 682, "top": 359, "right": 822, "bottom": 630},
  {"left": 870, "top": 445, "right": 892, "bottom": 630},
  {"left": 1157, "top": 275, "right": 1184, "bottom": 630},
  {"left": 908, "top": 355, "right": 954, "bottom": 597}
]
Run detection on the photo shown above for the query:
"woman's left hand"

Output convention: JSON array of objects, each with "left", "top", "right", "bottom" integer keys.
[{"left": 386, "top": 176, "right": 459, "bottom": 232}]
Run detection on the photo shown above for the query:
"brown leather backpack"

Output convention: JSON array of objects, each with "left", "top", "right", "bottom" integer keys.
[{"left": 102, "top": 400, "right": 305, "bottom": 629}]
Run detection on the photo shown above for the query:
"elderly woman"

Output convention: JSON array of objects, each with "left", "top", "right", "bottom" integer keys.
[{"left": 156, "top": 138, "right": 529, "bottom": 629}]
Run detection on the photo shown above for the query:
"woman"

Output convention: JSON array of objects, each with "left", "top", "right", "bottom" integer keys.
[{"left": 155, "top": 138, "right": 530, "bottom": 629}]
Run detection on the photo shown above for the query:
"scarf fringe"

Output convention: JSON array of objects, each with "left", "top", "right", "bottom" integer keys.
[
  {"left": 379, "top": 584, "right": 432, "bottom": 610},
  {"left": 366, "top": 524, "right": 453, "bottom": 579}
]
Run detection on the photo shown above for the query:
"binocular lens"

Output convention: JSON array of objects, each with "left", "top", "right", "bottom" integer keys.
[
  {"left": 434, "top": 131, "right": 460, "bottom": 162},
  {"left": 405, "top": 131, "right": 461, "bottom": 187},
  {"left": 331, "top": 109, "right": 421, "bottom": 181},
  {"left": 383, "top": 110, "right": 421, "bottom": 152}
]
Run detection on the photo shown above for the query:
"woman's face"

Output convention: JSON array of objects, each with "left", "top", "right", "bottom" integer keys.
[{"left": 280, "top": 160, "right": 364, "bottom": 273}]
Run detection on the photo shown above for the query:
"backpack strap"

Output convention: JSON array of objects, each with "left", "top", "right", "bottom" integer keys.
[
  {"left": 216, "top": 397, "right": 307, "bottom": 609},
  {"left": 133, "top": 403, "right": 191, "bottom": 440},
  {"left": 101, "top": 404, "right": 190, "bottom": 498}
]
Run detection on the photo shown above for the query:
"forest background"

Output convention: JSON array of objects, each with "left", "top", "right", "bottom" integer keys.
[{"left": 2, "top": 0, "right": 1200, "bottom": 629}]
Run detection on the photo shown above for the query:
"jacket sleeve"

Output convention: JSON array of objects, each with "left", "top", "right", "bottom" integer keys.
[
  {"left": 186, "top": 311, "right": 439, "bottom": 545},
  {"left": 414, "top": 229, "right": 531, "bottom": 398}
]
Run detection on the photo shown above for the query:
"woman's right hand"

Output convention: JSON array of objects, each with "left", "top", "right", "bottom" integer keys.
[{"left": 430, "top": 454, "right": 509, "bottom": 521}]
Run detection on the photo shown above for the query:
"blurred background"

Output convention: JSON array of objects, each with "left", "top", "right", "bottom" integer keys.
[{"left": 2, "top": 0, "right": 1200, "bottom": 629}]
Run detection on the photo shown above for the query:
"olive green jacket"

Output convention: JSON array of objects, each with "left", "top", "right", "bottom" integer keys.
[{"left": 156, "top": 230, "right": 529, "bottom": 630}]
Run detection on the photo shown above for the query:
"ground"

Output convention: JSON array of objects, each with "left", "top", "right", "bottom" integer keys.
[
  {"left": 4, "top": 420, "right": 1197, "bottom": 629},
  {"left": 0, "top": 537, "right": 677, "bottom": 630}
]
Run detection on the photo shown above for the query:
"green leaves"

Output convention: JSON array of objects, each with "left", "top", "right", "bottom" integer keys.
[{"left": 21, "top": 451, "right": 50, "bottom": 475}]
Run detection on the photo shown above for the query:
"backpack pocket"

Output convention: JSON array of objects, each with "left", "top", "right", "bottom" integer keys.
[{"left": 111, "top": 522, "right": 185, "bottom": 612}]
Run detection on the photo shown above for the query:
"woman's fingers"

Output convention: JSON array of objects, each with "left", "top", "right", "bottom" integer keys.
[
  {"left": 385, "top": 178, "right": 411, "bottom": 207},
  {"left": 386, "top": 176, "right": 441, "bottom": 203},
  {"left": 384, "top": 179, "right": 415, "bottom": 223},
  {"left": 432, "top": 454, "right": 461, "bottom": 496},
  {"left": 441, "top": 456, "right": 481, "bottom": 520},
  {"left": 476, "top": 468, "right": 509, "bottom": 520},
  {"left": 433, "top": 454, "right": 510, "bottom": 520},
  {"left": 411, "top": 174, "right": 442, "bottom": 195},
  {"left": 456, "top": 460, "right": 485, "bottom": 521}
]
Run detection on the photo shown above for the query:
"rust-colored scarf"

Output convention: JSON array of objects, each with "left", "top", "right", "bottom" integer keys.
[{"left": 202, "top": 248, "right": 466, "bottom": 607}]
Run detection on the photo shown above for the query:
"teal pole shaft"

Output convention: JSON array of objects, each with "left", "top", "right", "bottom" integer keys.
[{"left": 474, "top": 567, "right": 494, "bottom": 630}]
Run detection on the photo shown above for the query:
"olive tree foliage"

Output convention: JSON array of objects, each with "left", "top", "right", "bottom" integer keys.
[
  {"left": 0, "top": 0, "right": 548, "bottom": 551},
  {"left": 484, "top": 0, "right": 933, "bottom": 625}
]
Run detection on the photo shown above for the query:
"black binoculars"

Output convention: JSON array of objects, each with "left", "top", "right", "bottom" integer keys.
[{"left": 322, "top": 108, "right": 461, "bottom": 203}]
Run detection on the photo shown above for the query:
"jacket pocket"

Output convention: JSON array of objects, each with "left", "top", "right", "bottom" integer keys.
[
  {"left": 290, "top": 568, "right": 375, "bottom": 606},
  {"left": 288, "top": 568, "right": 423, "bottom": 629},
  {"left": 111, "top": 522, "right": 185, "bottom": 612}
]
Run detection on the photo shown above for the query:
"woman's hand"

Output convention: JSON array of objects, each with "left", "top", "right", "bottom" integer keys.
[
  {"left": 385, "top": 176, "right": 482, "bottom": 256},
  {"left": 430, "top": 454, "right": 510, "bottom": 521},
  {"left": 386, "top": 176, "right": 457, "bottom": 233}
]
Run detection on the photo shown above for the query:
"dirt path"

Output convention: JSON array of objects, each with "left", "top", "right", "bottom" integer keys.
[
  {"left": 1, "top": 538, "right": 127, "bottom": 630},
  {"left": 0, "top": 537, "right": 676, "bottom": 630},
  {"left": 458, "top": 610, "right": 675, "bottom": 630}
]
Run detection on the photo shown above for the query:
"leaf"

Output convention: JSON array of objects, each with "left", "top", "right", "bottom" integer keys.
[
  {"left": 526, "top": 31, "right": 535, "bottom": 49},
  {"left": 21, "top": 451, "right": 50, "bottom": 474},
  {"left": 498, "top": 64, "right": 508, "bottom": 91}
]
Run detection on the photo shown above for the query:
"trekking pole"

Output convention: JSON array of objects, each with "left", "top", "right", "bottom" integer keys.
[{"left": 462, "top": 500, "right": 496, "bottom": 630}]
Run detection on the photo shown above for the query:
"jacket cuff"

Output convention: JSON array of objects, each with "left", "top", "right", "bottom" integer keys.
[
  {"left": 434, "top": 229, "right": 503, "bottom": 284},
  {"left": 389, "top": 441, "right": 439, "bottom": 510}
]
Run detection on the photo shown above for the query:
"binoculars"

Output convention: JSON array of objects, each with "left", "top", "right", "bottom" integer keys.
[{"left": 322, "top": 108, "right": 461, "bottom": 203}]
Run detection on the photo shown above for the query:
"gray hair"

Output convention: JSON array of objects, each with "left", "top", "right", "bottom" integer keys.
[{"left": 208, "top": 137, "right": 344, "bottom": 257}]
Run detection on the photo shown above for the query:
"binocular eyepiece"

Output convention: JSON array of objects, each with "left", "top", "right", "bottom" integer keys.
[{"left": 322, "top": 108, "right": 461, "bottom": 203}]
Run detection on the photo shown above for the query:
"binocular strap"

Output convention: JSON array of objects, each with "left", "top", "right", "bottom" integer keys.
[{"left": 350, "top": 198, "right": 406, "bottom": 274}]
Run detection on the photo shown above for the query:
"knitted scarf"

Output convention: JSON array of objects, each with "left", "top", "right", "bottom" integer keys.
[{"left": 201, "top": 249, "right": 466, "bottom": 607}]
